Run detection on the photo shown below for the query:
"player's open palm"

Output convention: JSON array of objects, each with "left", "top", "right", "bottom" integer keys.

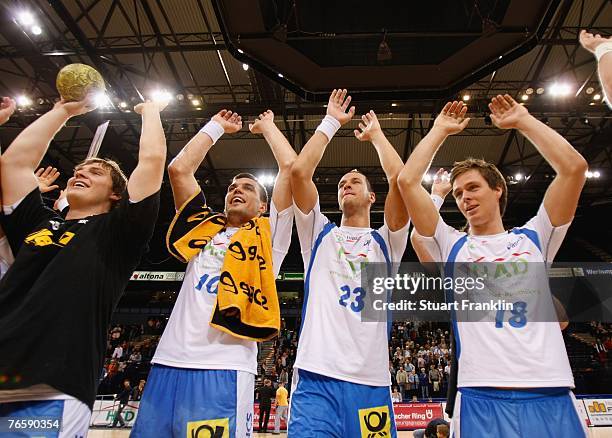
[
  {"left": 432, "top": 168, "right": 452, "bottom": 199},
  {"left": 36, "top": 166, "right": 61, "bottom": 193},
  {"left": 56, "top": 93, "right": 98, "bottom": 117},
  {"left": 212, "top": 109, "right": 242, "bottom": 134},
  {"left": 354, "top": 110, "right": 382, "bottom": 142},
  {"left": 433, "top": 101, "right": 470, "bottom": 135},
  {"left": 488, "top": 94, "right": 529, "bottom": 130},
  {"left": 579, "top": 30, "right": 611, "bottom": 54},
  {"left": 0, "top": 97, "right": 16, "bottom": 125},
  {"left": 327, "top": 89, "right": 355, "bottom": 126},
  {"left": 249, "top": 110, "right": 275, "bottom": 134}
]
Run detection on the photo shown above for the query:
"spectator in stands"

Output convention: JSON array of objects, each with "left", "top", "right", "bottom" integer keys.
[
  {"left": 396, "top": 366, "right": 408, "bottom": 399},
  {"left": 129, "top": 347, "right": 142, "bottom": 363},
  {"left": 131, "top": 379, "right": 146, "bottom": 401},
  {"left": 273, "top": 383, "right": 289, "bottom": 435},
  {"left": 278, "top": 367, "right": 289, "bottom": 387},
  {"left": 391, "top": 386, "right": 402, "bottom": 403},
  {"left": 111, "top": 343, "right": 123, "bottom": 360},
  {"left": 413, "top": 418, "right": 449, "bottom": 438},
  {"left": 408, "top": 369, "right": 419, "bottom": 400},
  {"left": 429, "top": 364, "right": 441, "bottom": 397},
  {"left": 111, "top": 379, "right": 131, "bottom": 428},
  {"left": 256, "top": 378, "right": 275, "bottom": 433},
  {"left": 418, "top": 367, "right": 430, "bottom": 400}
]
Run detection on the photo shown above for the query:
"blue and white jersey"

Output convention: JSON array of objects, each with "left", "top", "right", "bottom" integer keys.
[
  {"left": 293, "top": 200, "right": 409, "bottom": 386},
  {"left": 153, "top": 199, "right": 293, "bottom": 374},
  {"left": 421, "top": 204, "right": 574, "bottom": 388}
]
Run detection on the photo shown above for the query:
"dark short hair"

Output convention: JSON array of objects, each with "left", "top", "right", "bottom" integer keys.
[
  {"left": 231, "top": 172, "right": 268, "bottom": 204},
  {"left": 450, "top": 158, "right": 508, "bottom": 216},
  {"left": 75, "top": 157, "right": 128, "bottom": 207},
  {"left": 342, "top": 169, "right": 373, "bottom": 192}
]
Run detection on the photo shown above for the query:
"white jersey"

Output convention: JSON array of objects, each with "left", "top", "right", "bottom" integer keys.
[
  {"left": 0, "top": 235, "right": 14, "bottom": 280},
  {"left": 421, "top": 204, "right": 574, "bottom": 388},
  {"left": 153, "top": 201, "right": 293, "bottom": 374},
  {"left": 293, "top": 201, "right": 409, "bottom": 386}
]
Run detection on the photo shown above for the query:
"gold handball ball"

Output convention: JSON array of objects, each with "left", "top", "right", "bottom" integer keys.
[{"left": 56, "top": 63, "right": 105, "bottom": 102}]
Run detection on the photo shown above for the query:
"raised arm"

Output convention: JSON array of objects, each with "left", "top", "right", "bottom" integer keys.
[
  {"left": 580, "top": 30, "right": 612, "bottom": 107},
  {"left": 488, "top": 94, "right": 587, "bottom": 226},
  {"left": 398, "top": 102, "right": 470, "bottom": 236},
  {"left": 249, "top": 110, "right": 297, "bottom": 211},
  {"left": 167, "top": 110, "right": 242, "bottom": 209},
  {"left": 0, "top": 97, "right": 16, "bottom": 241},
  {"left": 354, "top": 110, "right": 408, "bottom": 230},
  {"left": 0, "top": 98, "right": 96, "bottom": 205},
  {"left": 291, "top": 89, "right": 355, "bottom": 214},
  {"left": 127, "top": 101, "right": 169, "bottom": 202},
  {"left": 411, "top": 169, "right": 451, "bottom": 262}
]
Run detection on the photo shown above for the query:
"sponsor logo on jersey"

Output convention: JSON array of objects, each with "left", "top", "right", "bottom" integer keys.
[
  {"left": 359, "top": 405, "right": 391, "bottom": 438},
  {"left": 186, "top": 417, "right": 229, "bottom": 438}
]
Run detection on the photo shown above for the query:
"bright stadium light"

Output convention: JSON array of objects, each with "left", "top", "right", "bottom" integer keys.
[
  {"left": 17, "top": 11, "right": 35, "bottom": 26},
  {"left": 94, "top": 93, "right": 111, "bottom": 108},
  {"left": 16, "top": 95, "right": 31, "bottom": 107},
  {"left": 31, "top": 25, "right": 42, "bottom": 35},
  {"left": 515, "top": 172, "right": 523, "bottom": 181},
  {"left": 549, "top": 83, "right": 572, "bottom": 97},
  {"left": 257, "top": 174, "right": 276, "bottom": 186},
  {"left": 423, "top": 174, "right": 432, "bottom": 183},
  {"left": 593, "top": 94, "right": 601, "bottom": 101},
  {"left": 242, "top": 63, "right": 249, "bottom": 71},
  {"left": 593, "top": 171, "right": 601, "bottom": 178},
  {"left": 151, "top": 90, "right": 172, "bottom": 103}
]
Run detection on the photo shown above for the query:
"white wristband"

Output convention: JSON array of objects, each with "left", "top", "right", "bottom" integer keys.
[
  {"left": 430, "top": 194, "right": 444, "bottom": 211},
  {"left": 199, "top": 120, "right": 225, "bottom": 145},
  {"left": 57, "top": 197, "right": 69, "bottom": 212},
  {"left": 595, "top": 42, "right": 612, "bottom": 62},
  {"left": 316, "top": 115, "right": 341, "bottom": 141}
]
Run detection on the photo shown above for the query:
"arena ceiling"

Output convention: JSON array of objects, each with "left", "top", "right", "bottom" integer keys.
[{"left": 0, "top": 0, "right": 610, "bottom": 235}]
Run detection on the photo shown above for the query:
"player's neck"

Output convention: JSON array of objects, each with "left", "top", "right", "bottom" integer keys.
[
  {"left": 65, "top": 203, "right": 110, "bottom": 220},
  {"left": 340, "top": 209, "right": 370, "bottom": 228},
  {"left": 469, "top": 216, "right": 505, "bottom": 236}
]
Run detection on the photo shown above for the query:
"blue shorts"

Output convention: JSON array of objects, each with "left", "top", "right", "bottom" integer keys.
[
  {"left": 131, "top": 365, "right": 254, "bottom": 438},
  {"left": 288, "top": 369, "right": 397, "bottom": 438},
  {"left": 452, "top": 387, "right": 587, "bottom": 438}
]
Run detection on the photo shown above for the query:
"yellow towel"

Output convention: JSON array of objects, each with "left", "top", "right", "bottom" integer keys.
[{"left": 166, "top": 190, "right": 280, "bottom": 341}]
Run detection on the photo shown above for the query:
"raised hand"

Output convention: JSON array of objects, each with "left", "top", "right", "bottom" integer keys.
[
  {"left": 326, "top": 89, "right": 355, "bottom": 126},
  {"left": 433, "top": 101, "right": 470, "bottom": 135},
  {"left": 249, "top": 110, "right": 275, "bottom": 134},
  {"left": 579, "top": 30, "right": 612, "bottom": 54},
  {"left": 55, "top": 94, "right": 98, "bottom": 117},
  {"left": 134, "top": 99, "right": 169, "bottom": 115},
  {"left": 212, "top": 109, "right": 242, "bottom": 134},
  {"left": 35, "top": 166, "right": 61, "bottom": 193},
  {"left": 354, "top": 110, "right": 383, "bottom": 142},
  {"left": 488, "top": 94, "right": 530, "bottom": 130},
  {"left": 0, "top": 97, "right": 16, "bottom": 125},
  {"left": 431, "top": 168, "right": 451, "bottom": 199}
]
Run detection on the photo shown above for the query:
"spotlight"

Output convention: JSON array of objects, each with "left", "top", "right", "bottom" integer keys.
[
  {"left": 526, "top": 88, "right": 534, "bottom": 95},
  {"left": 582, "top": 116, "right": 589, "bottom": 125},
  {"left": 175, "top": 94, "right": 184, "bottom": 101},
  {"left": 151, "top": 90, "right": 172, "bottom": 103},
  {"left": 277, "top": 73, "right": 283, "bottom": 78},
  {"left": 586, "top": 87, "right": 595, "bottom": 95},
  {"left": 31, "top": 25, "right": 42, "bottom": 35},
  {"left": 549, "top": 83, "right": 572, "bottom": 97},
  {"left": 242, "top": 63, "right": 249, "bottom": 71},
  {"left": 17, "top": 11, "right": 35, "bottom": 26},
  {"left": 119, "top": 101, "right": 128, "bottom": 108},
  {"left": 423, "top": 174, "right": 432, "bottom": 183},
  {"left": 180, "top": 123, "right": 188, "bottom": 131},
  {"left": 586, "top": 171, "right": 593, "bottom": 178},
  {"left": 16, "top": 95, "right": 31, "bottom": 107},
  {"left": 462, "top": 94, "right": 470, "bottom": 101},
  {"left": 237, "top": 49, "right": 244, "bottom": 54},
  {"left": 593, "top": 171, "right": 601, "bottom": 178},
  {"left": 191, "top": 98, "right": 201, "bottom": 106},
  {"left": 536, "top": 87, "right": 545, "bottom": 95},
  {"left": 515, "top": 172, "right": 523, "bottom": 181},
  {"left": 94, "top": 93, "right": 111, "bottom": 108},
  {"left": 36, "top": 98, "right": 44, "bottom": 105},
  {"left": 391, "top": 103, "right": 398, "bottom": 107},
  {"left": 257, "top": 174, "right": 276, "bottom": 186},
  {"left": 593, "top": 94, "right": 601, "bottom": 101},
  {"left": 521, "top": 94, "right": 528, "bottom": 101}
]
